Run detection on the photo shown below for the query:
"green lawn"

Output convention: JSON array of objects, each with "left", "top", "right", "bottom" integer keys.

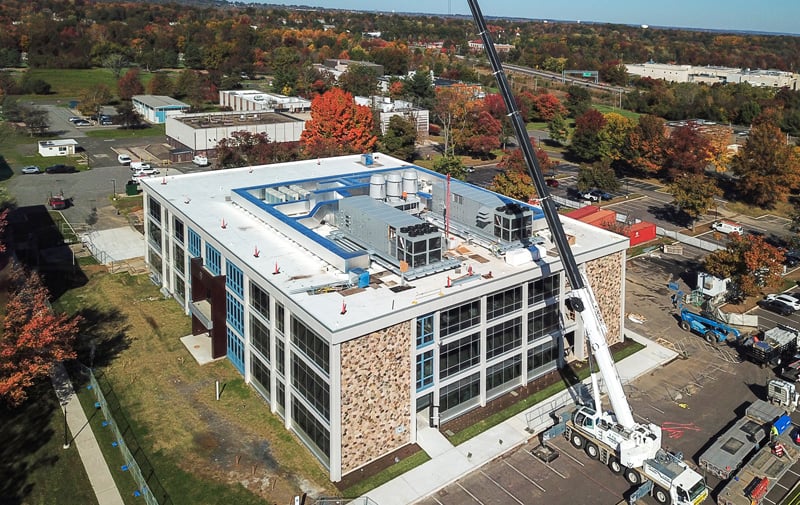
[
  {"left": 19, "top": 68, "right": 156, "bottom": 100},
  {"left": 0, "top": 382, "right": 99, "bottom": 505},
  {"left": 85, "top": 124, "right": 165, "bottom": 140},
  {"left": 593, "top": 104, "right": 641, "bottom": 120}
]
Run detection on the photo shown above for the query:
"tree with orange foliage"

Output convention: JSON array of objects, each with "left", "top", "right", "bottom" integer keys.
[
  {"left": 625, "top": 114, "right": 667, "bottom": 175},
  {"left": 663, "top": 122, "right": 712, "bottom": 179},
  {"left": 490, "top": 147, "right": 553, "bottom": 201},
  {"left": 117, "top": 68, "right": 145, "bottom": 101},
  {"left": 704, "top": 233, "right": 784, "bottom": 300},
  {"left": 531, "top": 93, "right": 567, "bottom": 122},
  {"left": 300, "top": 88, "right": 377, "bottom": 158},
  {"left": 0, "top": 263, "right": 82, "bottom": 406},
  {"left": 702, "top": 125, "right": 735, "bottom": 173}
]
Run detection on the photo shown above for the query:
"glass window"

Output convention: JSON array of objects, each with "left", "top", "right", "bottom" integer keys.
[
  {"left": 148, "top": 248, "right": 162, "bottom": 277},
  {"left": 226, "top": 293, "right": 244, "bottom": 336},
  {"left": 292, "top": 398, "right": 330, "bottom": 458},
  {"left": 416, "top": 313, "right": 434, "bottom": 348},
  {"left": 416, "top": 350, "right": 434, "bottom": 391},
  {"left": 174, "top": 272, "right": 185, "bottom": 304},
  {"left": 487, "top": 355, "right": 522, "bottom": 394},
  {"left": 440, "top": 300, "right": 480, "bottom": 338},
  {"left": 439, "top": 373, "right": 480, "bottom": 414},
  {"left": 173, "top": 243, "right": 185, "bottom": 275},
  {"left": 276, "top": 339, "right": 285, "bottom": 376},
  {"left": 487, "top": 286, "right": 522, "bottom": 320},
  {"left": 439, "top": 332, "right": 480, "bottom": 379},
  {"left": 292, "top": 355, "right": 330, "bottom": 420},
  {"left": 251, "top": 353, "right": 271, "bottom": 402},
  {"left": 275, "top": 302, "right": 285, "bottom": 336},
  {"left": 187, "top": 228, "right": 201, "bottom": 257},
  {"left": 148, "top": 196, "right": 161, "bottom": 223},
  {"left": 291, "top": 316, "right": 329, "bottom": 375},
  {"left": 226, "top": 262, "right": 244, "bottom": 298},
  {"left": 226, "top": 328, "right": 244, "bottom": 374},
  {"left": 527, "top": 338, "right": 558, "bottom": 379},
  {"left": 529, "top": 275, "right": 560, "bottom": 306},
  {"left": 174, "top": 217, "right": 184, "bottom": 244},
  {"left": 148, "top": 220, "right": 162, "bottom": 249},
  {"left": 486, "top": 317, "right": 522, "bottom": 359},
  {"left": 250, "top": 283, "right": 270, "bottom": 321},
  {"left": 528, "top": 304, "right": 560, "bottom": 342},
  {"left": 205, "top": 243, "right": 221, "bottom": 276},
  {"left": 251, "top": 315, "right": 270, "bottom": 362},
  {"left": 276, "top": 379, "right": 285, "bottom": 414}
]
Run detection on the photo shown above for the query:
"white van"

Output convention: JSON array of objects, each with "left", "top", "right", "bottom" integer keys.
[
  {"left": 711, "top": 220, "right": 744, "bottom": 235},
  {"left": 130, "top": 161, "right": 151, "bottom": 171},
  {"left": 193, "top": 155, "right": 209, "bottom": 166}
]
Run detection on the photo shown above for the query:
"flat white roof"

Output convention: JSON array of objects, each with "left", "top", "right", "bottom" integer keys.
[
  {"left": 39, "top": 139, "right": 78, "bottom": 147},
  {"left": 132, "top": 95, "right": 190, "bottom": 109},
  {"left": 142, "top": 154, "right": 628, "bottom": 341}
]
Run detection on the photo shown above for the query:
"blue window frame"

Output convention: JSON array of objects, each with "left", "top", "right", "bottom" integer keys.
[
  {"left": 205, "top": 243, "right": 221, "bottom": 276},
  {"left": 416, "top": 313, "right": 434, "bottom": 348},
  {"left": 416, "top": 350, "right": 434, "bottom": 391},
  {"left": 226, "top": 262, "right": 244, "bottom": 298},
  {"left": 226, "top": 293, "right": 244, "bottom": 336},
  {"left": 227, "top": 328, "right": 244, "bottom": 374},
  {"left": 188, "top": 228, "right": 201, "bottom": 257}
]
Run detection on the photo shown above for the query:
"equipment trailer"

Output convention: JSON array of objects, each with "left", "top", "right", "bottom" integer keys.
[
  {"left": 717, "top": 419, "right": 800, "bottom": 505},
  {"left": 698, "top": 400, "right": 785, "bottom": 479},
  {"left": 739, "top": 325, "right": 800, "bottom": 367}
]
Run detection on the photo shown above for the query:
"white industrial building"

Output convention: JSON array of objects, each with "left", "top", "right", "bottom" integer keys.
[
  {"left": 219, "top": 90, "right": 312, "bottom": 114},
  {"left": 132, "top": 95, "right": 191, "bottom": 124},
  {"left": 139, "top": 153, "right": 629, "bottom": 482},
  {"left": 626, "top": 62, "right": 798, "bottom": 89},
  {"left": 354, "top": 96, "right": 430, "bottom": 136},
  {"left": 165, "top": 111, "right": 305, "bottom": 163}
]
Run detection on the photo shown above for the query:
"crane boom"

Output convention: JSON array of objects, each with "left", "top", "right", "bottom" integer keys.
[{"left": 465, "top": 0, "right": 634, "bottom": 429}]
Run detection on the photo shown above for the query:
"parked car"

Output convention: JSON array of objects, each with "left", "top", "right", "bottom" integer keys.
[
  {"left": 784, "top": 250, "right": 800, "bottom": 268},
  {"left": 73, "top": 119, "right": 92, "bottom": 127},
  {"left": 20, "top": 165, "right": 41, "bottom": 174},
  {"left": 192, "top": 155, "right": 209, "bottom": 167},
  {"left": 765, "top": 294, "right": 800, "bottom": 312},
  {"left": 45, "top": 164, "right": 77, "bottom": 174},
  {"left": 758, "top": 298, "right": 795, "bottom": 316},
  {"left": 100, "top": 118, "right": 113, "bottom": 126},
  {"left": 130, "top": 161, "right": 151, "bottom": 171},
  {"left": 117, "top": 154, "right": 132, "bottom": 165},
  {"left": 132, "top": 167, "right": 159, "bottom": 177},
  {"left": 68, "top": 116, "right": 84, "bottom": 123},
  {"left": 545, "top": 178, "right": 560, "bottom": 188},
  {"left": 581, "top": 189, "right": 613, "bottom": 201}
]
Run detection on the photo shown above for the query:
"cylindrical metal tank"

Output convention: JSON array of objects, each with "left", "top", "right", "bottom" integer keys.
[
  {"left": 402, "top": 170, "right": 418, "bottom": 197},
  {"left": 369, "top": 174, "right": 386, "bottom": 199},
  {"left": 386, "top": 173, "right": 403, "bottom": 200}
]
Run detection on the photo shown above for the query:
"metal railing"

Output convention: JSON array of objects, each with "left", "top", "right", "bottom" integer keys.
[
  {"left": 314, "top": 497, "right": 380, "bottom": 505},
  {"left": 80, "top": 364, "right": 171, "bottom": 505}
]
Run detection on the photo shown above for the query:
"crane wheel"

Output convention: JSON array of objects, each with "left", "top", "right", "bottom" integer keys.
[
  {"left": 653, "top": 486, "right": 671, "bottom": 505},
  {"left": 607, "top": 457, "right": 622, "bottom": 474},
  {"left": 624, "top": 467, "right": 641, "bottom": 485},
  {"left": 679, "top": 321, "right": 690, "bottom": 331},
  {"left": 570, "top": 432, "right": 584, "bottom": 449},
  {"left": 584, "top": 442, "right": 599, "bottom": 459},
  {"left": 704, "top": 331, "right": 716, "bottom": 344}
]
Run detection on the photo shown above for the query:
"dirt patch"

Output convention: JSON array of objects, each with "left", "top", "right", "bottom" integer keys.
[{"left": 336, "top": 443, "right": 424, "bottom": 492}]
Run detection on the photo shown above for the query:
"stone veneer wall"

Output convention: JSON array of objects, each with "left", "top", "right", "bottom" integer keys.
[
  {"left": 584, "top": 250, "right": 624, "bottom": 346},
  {"left": 339, "top": 321, "right": 412, "bottom": 474}
]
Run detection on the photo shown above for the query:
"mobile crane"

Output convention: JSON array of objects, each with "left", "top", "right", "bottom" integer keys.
[{"left": 465, "top": 1, "right": 708, "bottom": 503}]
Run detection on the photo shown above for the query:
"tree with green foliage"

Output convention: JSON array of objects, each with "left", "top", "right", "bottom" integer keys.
[
  {"left": 569, "top": 109, "right": 607, "bottom": 162},
  {"left": 668, "top": 173, "right": 721, "bottom": 229},
  {"left": 103, "top": 53, "right": 129, "bottom": 78},
  {"left": 381, "top": 115, "right": 417, "bottom": 162},
  {"left": 432, "top": 155, "right": 465, "bottom": 180},
  {"left": 565, "top": 84, "right": 591, "bottom": 117},
  {"left": 78, "top": 84, "right": 112, "bottom": 117},
  {"left": 598, "top": 112, "right": 635, "bottom": 162},
  {"left": 405, "top": 71, "right": 435, "bottom": 110},
  {"left": 271, "top": 47, "right": 301, "bottom": 96},
  {"left": 147, "top": 72, "right": 173, "bottom": 96},
  {"left": 339, "top": 64, "right": 379, "bottom": 98},
  {"left": 22, "top": 107, "right": 49, "bottom": 136},
  {"left": 576, "top": 159, "right": 620, "bottom": 193},
  {"left": 547, "top": 114, "right": 570, "bottom": 146},
  {"left": 115, "top": 101, "right": 141, "bottom": 129},
  {"left": 732, "top": 110, "right": 800, "bottom": 208}
]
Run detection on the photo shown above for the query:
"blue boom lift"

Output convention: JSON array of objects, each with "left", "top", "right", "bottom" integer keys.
[{"left": 679, "top": 308, "right": 741, "bottom": 343}]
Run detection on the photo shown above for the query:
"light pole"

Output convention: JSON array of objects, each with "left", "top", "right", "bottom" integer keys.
[
  {"left": 111, "top": 179, "right": 116, "bottom": 200},
  {"left": 62, "top": 402, "right": 70, "bottom": 449}
]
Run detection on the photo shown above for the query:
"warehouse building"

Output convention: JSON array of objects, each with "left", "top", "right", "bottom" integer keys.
[{"left": 139, "top": 153, "right": 629, "bottom": 481}]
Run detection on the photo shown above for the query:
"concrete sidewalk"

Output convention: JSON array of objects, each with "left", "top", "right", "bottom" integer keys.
[
  {"left": 51, "top": 363, "right": 125, "bottom": 505},
  {"left": 360, "top": 330, "right": 677, "bottom": 505}
]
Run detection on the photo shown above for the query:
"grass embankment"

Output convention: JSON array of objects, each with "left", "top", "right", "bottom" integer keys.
[
  {"left": 85, "top": 124, "right": 166, "bottom": 140},
  {"left": 0, "top": 382, "right": 99, "bottom": 505},
  {"left": 17, "top": 68, "right": 157, "bottom": 101},
  {"left": 341, "top": 451, "right": 431, "bottom": 498},
  {"left": 53, "top": 268, "right": 335, "bottom": 505},
  {"left": 593, "top": 104, "right": 641, "bottom": 120}
]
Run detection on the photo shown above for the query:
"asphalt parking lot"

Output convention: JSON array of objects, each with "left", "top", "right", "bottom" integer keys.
[{"left": 416, "top": 248, "right": 800, "bottom": 505}]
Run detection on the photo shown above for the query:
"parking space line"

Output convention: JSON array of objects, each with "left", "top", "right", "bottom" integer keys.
[
  {"left": 526, "top": 451, "right": 567, "bottom": 478},
  {"left": 457, "top": 482, "right": 484, "bottom": 505},
  {"left": 431, "top": 496, "right": 444, "bottom": 505},
  {"left": 547, "top": 443, "right": 586, "bottom": 467},
  {"left": 504, "top": 460, "right": 547, "bottom": 491},
  {"left": 480, "top": 470, "right": 526, "bottom": 505}
]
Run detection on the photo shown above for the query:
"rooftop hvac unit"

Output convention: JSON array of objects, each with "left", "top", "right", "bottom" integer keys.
[
  {"left": 369, "top": 174, "right": 386, "bottom": 199},
  {"left": 402, "top": 171, "right": 418, "bottom": 196},
  {"left": 386, "top": 173, "right": 402, "bottom": 200}
]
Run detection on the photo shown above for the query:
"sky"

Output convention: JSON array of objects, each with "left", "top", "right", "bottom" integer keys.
[{"left": 258, "top": 0, "right": 800, "bottom": 35}]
